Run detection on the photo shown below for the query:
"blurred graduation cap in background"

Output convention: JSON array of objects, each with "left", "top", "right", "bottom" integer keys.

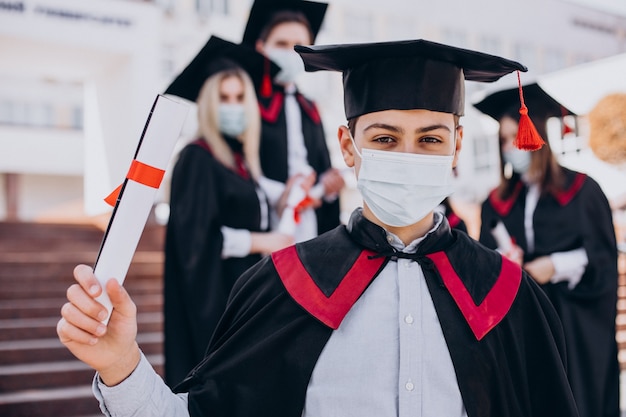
[
  {"left": 473, "top": 82, "right": 576, "bottom": 122},
  {"left": 165, "top": 35, "right": 280, "bottom": 103},
  {"left": 473, "top": 81, "right": 577, "bottom": 140},
  {"left": 241, "top": 0, "right": 328, "bottom": 46}
]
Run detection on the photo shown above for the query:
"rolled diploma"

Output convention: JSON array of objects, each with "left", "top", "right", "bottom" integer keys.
[
  {"left": 491, "top": 220, "right": 513, "bottom": 254},
  {"left": 93, "top": 95, "right": 188, "bottom": 322}
]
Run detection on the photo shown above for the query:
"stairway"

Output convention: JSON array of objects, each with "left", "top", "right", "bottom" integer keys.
[{"left": 0, "top": 221, "right": 166, "bottom": 417}]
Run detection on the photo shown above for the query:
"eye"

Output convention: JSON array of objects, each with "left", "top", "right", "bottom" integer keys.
[
  {"left": 419, "top": 136, "right": 443, "bottom": 143},
  {"left": 372, "top": 135, "right": 396, "bottom": 144}
]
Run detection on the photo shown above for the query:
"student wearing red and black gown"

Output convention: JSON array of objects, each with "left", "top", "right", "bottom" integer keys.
[
  {"left": 475, "top": 83, "right": 620, "bottom": 417},
  {"left": 242, "top": 0, "right": 345, "bottom": 240},
  {"left": 162, "top": 37, "right": 293, "bottom": 388}
]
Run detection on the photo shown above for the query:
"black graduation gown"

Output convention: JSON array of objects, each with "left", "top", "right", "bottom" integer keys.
[
  {"left": 176, "top": 209, "right": 579, "bottom": 417},
  {"left": 257, "top": 83, "right": 340, "bottom": 234},
  {"left": 479, "top": 168, "right": 619, "bottom": 417},
  {"left": 163, "top": 139, "right": 267, "bottom": 388}
]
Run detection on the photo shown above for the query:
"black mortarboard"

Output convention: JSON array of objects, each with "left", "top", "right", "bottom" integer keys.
[
  {"left": 473, "top": 82, "right": 576, "bottom": 121},
  {"left": 295, "top": 39, "right": 527, "bottom": 120},
  {"left": 164, "top": 36, "right": 280, "bottom": 102},
  {"left": 241, "top": 0, "right": 328, "bottom": 46}
]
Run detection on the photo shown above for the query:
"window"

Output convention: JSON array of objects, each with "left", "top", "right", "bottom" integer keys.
[
  {"left": 472, "top": 132, "right": 499, "bottom": 174},
  {"left": 513, "top": 42, "right": 537, "bottom": 72},
  {"left": 344, "top": 11, "right": 374, "bottom": 41},
  {"left": 155, "top": 0, "right": 175, "bottom": 13},
  {"left": 479, "top": 35, "right": 501, "bottom": 55},
  {"left": 442, "top": 29, "right": 467, "bottom": 48},
  {"left": 544, "top": 48, "right": 566, "bottom": 72},
  {"left": 196, "top": 0, "right": 229, "bottom": 17},
  {"left": 386, "top": 16, "right": 416, "bottom": 40}
]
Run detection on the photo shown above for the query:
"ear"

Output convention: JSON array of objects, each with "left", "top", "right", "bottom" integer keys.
[
  {"left": 338, "top": 125, "right": 355, "bottom": 168},
  {"left": 452, "top": 125, "right": 464, "bottom": 168}
]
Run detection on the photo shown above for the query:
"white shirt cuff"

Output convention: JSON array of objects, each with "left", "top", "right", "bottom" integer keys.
[
  {"left": 221, "top": 226, "right": 252, "bottom": 258},
  {"left": 550, "top": 248, "right": 588, "bottom": 289},
  {"left": 93, "top": 352, "right": 189, "bottom": 417},
  {"left": 258, "top": 176, "right": 285, "bottom": 206}
]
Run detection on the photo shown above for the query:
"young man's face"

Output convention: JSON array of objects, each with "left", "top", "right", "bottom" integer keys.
[
  {"left": 255, "top": 21, "right": 312, "bottom": 55},
  {"left": 338, "top": 108, "right": 463, "bottom": 176}
]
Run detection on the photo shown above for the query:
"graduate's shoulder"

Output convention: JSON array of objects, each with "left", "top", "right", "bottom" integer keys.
[
  {"left": 445, "top": 231, "right": 504, "bottom": 285},
  {"left": 440, "top": 232, "right": 558, "bottom": 339},
  {"left": 229, "top": 225, "right": 357, "bottom": 296},
  {"left": 175, "top": 139, "right": 220, "bottom": 167}
]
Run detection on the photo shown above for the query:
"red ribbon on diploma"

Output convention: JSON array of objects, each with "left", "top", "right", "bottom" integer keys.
[
  {"left": 293, "top": 195, "right": 315, "bottom": 224},
  {"left": 104, "top": 160, "right": 166, "bottom": 207}
]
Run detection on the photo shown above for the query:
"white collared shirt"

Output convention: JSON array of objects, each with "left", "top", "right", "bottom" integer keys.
[{"left": 303, "top": 212, "right": 467, "bottom": 417}]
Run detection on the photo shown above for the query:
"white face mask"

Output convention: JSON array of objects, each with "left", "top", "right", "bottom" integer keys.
[
  {"left": 266, "top": 48, "right": 305, "bottom": 84},
  {"left": 350, "top": 134, "right": 456, "bottom": 227},
  {"left": 502, "top": 148, "right": 531, "bottom": 174},
  {"left": 218, "top": 104, "right": 247, "bottom": 137}
]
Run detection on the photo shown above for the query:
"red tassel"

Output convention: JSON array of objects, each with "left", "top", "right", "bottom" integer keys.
[
  {"left": 513, "top": 71, "right": 545, "bottom": 151},
  {"left": 261, "top": 58, "right": 272, "bottom": 98}
]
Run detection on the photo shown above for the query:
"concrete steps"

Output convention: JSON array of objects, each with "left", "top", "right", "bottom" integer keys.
[{"left": 0, "top": 221, "right": 165, "bottom": 417}]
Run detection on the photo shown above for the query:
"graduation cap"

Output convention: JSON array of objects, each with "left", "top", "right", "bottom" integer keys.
[
  {"left": 241, "top": 0, "right": 328, "bottom": 46},
  {"left": 164, "top": 36, "right": 280, "bottom": 102},
  {"left": 295, "top": 39, "right": 545, "bottom": 150},
  {"left": 473, "top": 82, "right": 576, "bottom": 121}
]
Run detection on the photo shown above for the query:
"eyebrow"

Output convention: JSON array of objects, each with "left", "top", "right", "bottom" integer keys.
[{"left": 362, "top": 123, "right": 452, "bottom": 134}]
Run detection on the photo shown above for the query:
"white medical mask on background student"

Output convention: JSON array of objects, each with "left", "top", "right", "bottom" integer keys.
[
  {"left": 350, "top": 134, "right": 456, "bottom": 227},
  {"left": 266, "top": 48, "right": 305, "bottom": 85},
  {"left": 218, "top": 104, "right": 247, "bottom": 137},
  {"left": 502, "top": 148, "right": 531, "bottom": 174}
]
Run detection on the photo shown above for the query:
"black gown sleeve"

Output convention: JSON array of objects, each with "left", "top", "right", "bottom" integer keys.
[{"left": 571, "top": 176, "right": 618, "bottom": 299}]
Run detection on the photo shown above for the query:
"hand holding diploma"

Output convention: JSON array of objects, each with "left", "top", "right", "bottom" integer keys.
[
  {"left": 58, "top": 95, "right": 188, "bottom": 384},
  {"left": 57, "top": 265, "right": 140, "bottom": 386}
]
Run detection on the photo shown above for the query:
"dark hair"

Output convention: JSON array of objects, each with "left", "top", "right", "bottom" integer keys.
[
  {"left": 347, "top": 117, "right": 358, "bottom": 136},
  {"left": 257, "top": 10, "right": 314, "bottom": 44},
  {"left": 497, "top": 107, "right": 565, "bottom": 199}
]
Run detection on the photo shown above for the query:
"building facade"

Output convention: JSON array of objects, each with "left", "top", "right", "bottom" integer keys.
[{"left": 1, "top": 0, "right": 625, "bottom": 223}]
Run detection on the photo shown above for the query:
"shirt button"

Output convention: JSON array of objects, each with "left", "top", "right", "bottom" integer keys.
[
  {"left": 386, "top": 235, "right": 394, "bottom": 243},
  {"left": 405, "top": 315, "right": 414, "bottom": 324},
  {"left": 404, "top": 262, "right": 411, "bottom": 268},
  {"left": 405, "top": 381, "right": 414, "bottom": 391}
]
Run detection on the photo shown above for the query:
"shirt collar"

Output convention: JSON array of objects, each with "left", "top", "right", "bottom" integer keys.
[
  {"left": 346, "top": 208, "right": 453, "bottom": 257},
  {"left": 386, "top": 211, "right": 444, "bottom": 254}
]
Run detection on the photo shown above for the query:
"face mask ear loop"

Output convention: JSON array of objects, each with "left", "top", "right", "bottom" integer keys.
[
  {"left": 452, "top": 124, "right": 462, "bottom": 158},
  {"left": 348, "top": 130, "right": 363, "bottom": 159}
]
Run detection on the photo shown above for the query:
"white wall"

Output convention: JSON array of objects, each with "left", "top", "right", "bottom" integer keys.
[{"left": 0, "top": 0, "right": 162, "bottom": 219}]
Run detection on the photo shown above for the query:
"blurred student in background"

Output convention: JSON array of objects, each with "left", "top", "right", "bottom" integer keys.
[
  {"left": 242, "top": 0, "right": 345, "bottom": 242},
  {"left": 475, "top": 83, "right": 619, "bottom": 417},
  {"left": 162, "top": 37, "right": 293, "bottom": 387}
]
